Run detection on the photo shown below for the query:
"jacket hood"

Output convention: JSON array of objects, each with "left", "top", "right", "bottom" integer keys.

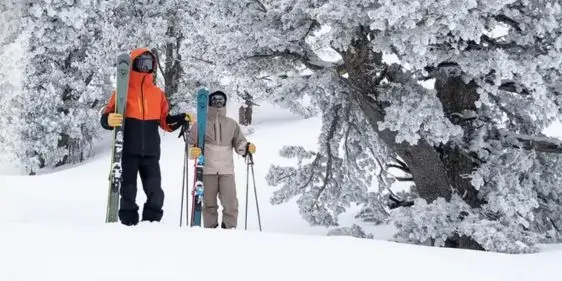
[
  {"left": 129, "top": 47, "right": 157, "bottom": 88},
  {"left": 209, "top": 91, "right": 227, "bottom": 105}
]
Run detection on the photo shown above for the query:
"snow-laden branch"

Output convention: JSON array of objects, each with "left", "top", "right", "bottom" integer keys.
[
  {"left": 234, "top": 46, "right": 343, "bottom": 71},
  {"left": 495, "top": 129, "right": 562, "bottom": 154}
]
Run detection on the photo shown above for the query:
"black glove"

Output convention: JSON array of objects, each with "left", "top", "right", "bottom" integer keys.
[{"left": 167, "top": 113, "right": 190, "bottom": 131}]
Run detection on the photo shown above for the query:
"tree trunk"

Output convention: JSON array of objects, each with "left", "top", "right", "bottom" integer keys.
[
  {"left": 342, "top": 33, "right": 453, "bottom": 204},
  {"left": 432, "top": 69, "right": 484, "bottom": 209},
  {"left": 341, "top": 31, "right": 484, "bottom": 250},
  {"left": 163, "top": 16, "right": 183, "bottom": 105}
]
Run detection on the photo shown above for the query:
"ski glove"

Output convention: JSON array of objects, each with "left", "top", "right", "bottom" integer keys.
[
  {"left": 108, "top": 113, "right": 123, "bottom": 127},
  {"left": 166, "top": 113, "right": 194, "bottom": 131},
  {"left": 185, "top": 113, "right": 194, "bottom": 122},
  {"left": 189, "top": 146, "right": 202, "bottom": 159},
  {"left": 246, "top": 143, "right": 256, "bottom": 154}
]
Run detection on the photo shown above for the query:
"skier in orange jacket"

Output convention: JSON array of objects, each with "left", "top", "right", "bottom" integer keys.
[{"left": 100, "top": 48, "right": 192, "bottom": 225}]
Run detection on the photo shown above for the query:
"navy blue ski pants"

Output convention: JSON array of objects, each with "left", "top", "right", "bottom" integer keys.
[{"left": 118, "top": 154, "right": 164, "bottom": 225}]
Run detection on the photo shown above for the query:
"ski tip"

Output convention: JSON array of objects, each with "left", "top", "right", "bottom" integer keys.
[
  {"left": 117, "top": 53, "right": 131, "bottom": 69},
  {"left": 117, "top": 53, "right": 131, "bottom": 59},
  {"left": 197, "top": 87, "right": 210, "bottom": 94}
]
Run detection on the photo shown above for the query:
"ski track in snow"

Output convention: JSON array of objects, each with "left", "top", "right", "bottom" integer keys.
[{"left": 2, "top": 101, "right": 562, "bottom": 280}]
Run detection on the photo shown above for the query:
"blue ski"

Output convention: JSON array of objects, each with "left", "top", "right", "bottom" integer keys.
[{"left": 190, "top": 88, "right": 209, "bottom": 226}]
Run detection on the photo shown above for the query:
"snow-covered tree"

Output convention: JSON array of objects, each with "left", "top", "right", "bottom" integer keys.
[
  {"left": 0, "top": 1, "right": 28, "bottom": 159},
  {"left": 2, "top": 0, "right": 197, "bottom": 173},
  {"left": 3, "top": 0, "right": 106, "bottom": 174},
  {"left": 369, "top": 0, "right": 562, "bottom": 253},
  {"left": 184, "top": 0, "right": 562, "bottom": 252},
  {"left": 3, "top": 0, "right": 561, "bottom": 253}
]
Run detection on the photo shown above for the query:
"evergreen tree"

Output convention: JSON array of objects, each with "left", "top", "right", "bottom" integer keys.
[
  {"left": 2, "top": 0, "right": 561, "bottom": 254},
  {"left": 0, "top": 0, "right": 28, "bottom": 161},
  {"left": 1, "top": 0, "right": 194, "bottom": 173},
  {"left": 5, "top": 0, "right": 103, "bottom": 174},
  {"left": 187, "top": 0, "right": 562, "bottom": 253}
]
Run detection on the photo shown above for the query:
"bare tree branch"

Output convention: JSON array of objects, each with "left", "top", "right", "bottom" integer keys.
[
  {"left": 303, "top": 20, "right": 320, "bottom": 39},
  {"left": 187, "top": 55, "right": 215, "bottom": 65},
  {"left": 390, "top": 156, "right": 410, "bottom": 173},
  {"left": 231, "top": 20, "right": 343, "bottom": 71},
  {"left": 240, "top": 49, "right": 342, "bottom": 70},
  {"left": 498, "top": 80, "right": 530, "bottom": 96},
  {"left": 386, "top": 163, "right": 411, "bottom": 173},
  {"left": 494, "top": 14, "right": 522, "bottom": 32},
  {"left": 252, "top": 0, "right": 267, "bottom": 13}
]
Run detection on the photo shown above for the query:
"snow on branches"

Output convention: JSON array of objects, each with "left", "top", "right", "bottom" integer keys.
[
  {"left": 9, "top": 0, "right": 99, "bottom": 173},
  {"left": 377, "top": 72, "right": 464, "bottom": 146},
  {"left": 267, "top": 72, "right": 390, "bottom": 226},
  {"left": 2, "top": 0, "right": 562, "bottom": 253},
  {"left": 193, "top": 0, "right": 562, "bottom": 251}
]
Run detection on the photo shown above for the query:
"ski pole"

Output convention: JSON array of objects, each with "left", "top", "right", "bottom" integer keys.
[
  {"left": 179, "top": 122, "right": 190, "bottom": 227},
  {"left": 244, "top": 151, "right": 262, "bottom": 231},
  {"left": 180, "top": 148, "right": 187, "bottom": 226},
  {"left": 244, "top": 155, "right": 250, "bottom": 230},
  {"left": 249, "top": 153, "right": 262, "bottom": 231}
]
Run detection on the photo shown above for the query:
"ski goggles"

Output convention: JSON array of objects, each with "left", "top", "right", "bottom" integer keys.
[
  {"left": 132, "top": 54, "right": 154, "bottom": 73},
  {"left": 210, "top": 95, "right": 226, "bottom": 107}
]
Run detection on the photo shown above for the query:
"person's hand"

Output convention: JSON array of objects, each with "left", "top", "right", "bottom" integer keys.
[
  {"left": 246, "top": 143, "right": 256, "bottom": 154},
  {"left": 184, "top": 113, "right": 194, "bottom": 123},
  {"left": 189, "top": 146, "right": 202, "bottom": 159},
  {"left": 108, "top": 113, "right": 123, "bottom": 127}
]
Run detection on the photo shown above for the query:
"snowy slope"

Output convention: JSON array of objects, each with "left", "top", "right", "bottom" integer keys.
[
  {"left": 2, "top": 102, "right": 562, "bottom": 280},
  {"left": 4, "top": 221, "right": 561, "bottom": 281}
]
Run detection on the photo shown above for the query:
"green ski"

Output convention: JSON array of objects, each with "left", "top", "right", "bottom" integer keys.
[{"left": 106, "top": 53, "right": 131, "bottom": 223}]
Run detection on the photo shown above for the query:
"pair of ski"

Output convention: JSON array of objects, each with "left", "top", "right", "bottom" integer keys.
[{"left": 104, "top": 53, "right": 208, "bottom": 226}]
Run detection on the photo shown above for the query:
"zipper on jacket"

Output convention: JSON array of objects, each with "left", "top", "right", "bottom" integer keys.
[
  {"left": 219, "top": 123, "right": 222, "bottom": 142},
  {"left": 140, "top": 75, "right": 146, "bottom": 155},
  {"left": 215, "top": 115, "right": 220, "bottom": 143},
  {"left": 141, "top": 76, "right": 146, "bottom": 120},
  {"left": 213, "top": 124, "right": 217, "bottom": 143}
]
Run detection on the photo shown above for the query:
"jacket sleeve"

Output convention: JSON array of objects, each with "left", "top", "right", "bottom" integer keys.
[
  {"left": 100, "top": 91, "right": 116, "bottom": 130},
  {"left": 159, "top": 92, "right": 173, "bottom": 132},
  {"left": 232, "top": 121, "right": 248, "bottom": 156}
]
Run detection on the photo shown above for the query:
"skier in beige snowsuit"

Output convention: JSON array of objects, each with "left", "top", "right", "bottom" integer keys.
[{"left": 188, "top": 90, "right": 256, "bottom": 229}]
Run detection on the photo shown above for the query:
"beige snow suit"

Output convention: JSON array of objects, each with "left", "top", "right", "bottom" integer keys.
[{"left": 188, "top": 106, "right": 248, "bottom": 228}]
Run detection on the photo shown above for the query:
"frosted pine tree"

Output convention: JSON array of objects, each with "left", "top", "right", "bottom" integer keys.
[
  {"left": 5, "top": 0, "right": 193, "bottom": 174},
  {"left": 187, "top": 0, "right": 562, "bottom": 252},
  {"left": 369, "top": 0, "right": 562, "bottom": 253},
  {"left": 9, "top": 0, "right": 103, "bottom": 174},
  {"left": 0, "top": 1, "right": 28, "bottom": 160}
]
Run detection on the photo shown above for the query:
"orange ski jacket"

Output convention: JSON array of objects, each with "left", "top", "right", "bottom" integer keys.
[{"left": 100, "top": 48, "right": 184, "bottom": 156}]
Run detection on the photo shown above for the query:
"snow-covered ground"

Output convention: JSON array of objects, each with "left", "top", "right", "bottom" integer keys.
[
  {"left": 2, "top": 101, "right": 562, "bottom": 280},
  {"left": 4, "top": 221, "right": 561, "bottom": 281}
]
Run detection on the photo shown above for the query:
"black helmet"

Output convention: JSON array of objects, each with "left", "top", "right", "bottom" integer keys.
[{"left": 132, "top": 52, "right": 154, "bottom": 73}]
